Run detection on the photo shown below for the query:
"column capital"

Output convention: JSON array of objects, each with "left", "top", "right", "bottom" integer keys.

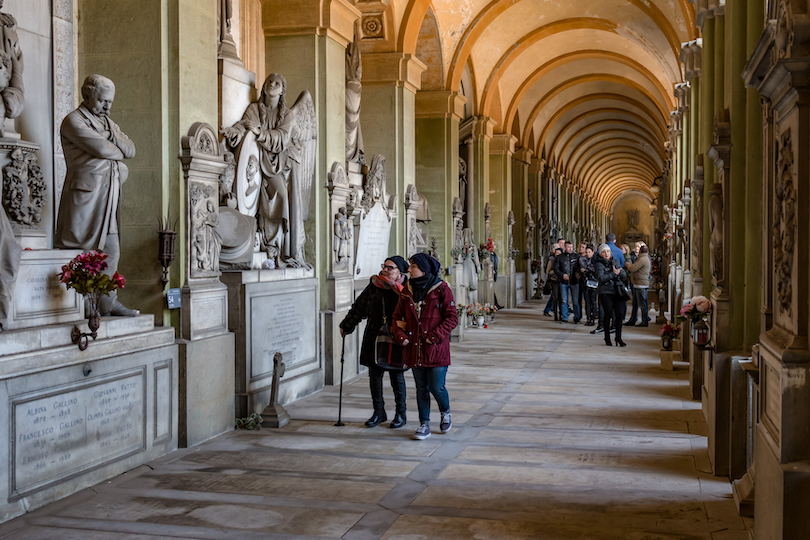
[
  {"left": 415, "top": 90, "right": 467, "bottom": 120},
  {"left": 362, "top": 52, "right": 427, "bottom": 93},
  {"left": 513, "top": 147, "right": 534, "bottom": 164},
  {"left": 261, "top": 0, "right": 361, "bottom": 47},
  {"left": 460, "top": 115, "right": 496, "bottom": 142},
  {"left": 680, "top": 39, "right": 703, "bottom": 80},
  {"left": 529, "top": 156, "right": 544, "bottom": 174},
  {"left": 490, "top": 133, "right": 517, "bottom": 156}
]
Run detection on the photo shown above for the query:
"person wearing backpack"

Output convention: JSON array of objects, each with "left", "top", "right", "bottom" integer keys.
[
  {"left": 392, "top": 254, "right": 459, "bottom": 440},
  {"left": 340, "top": 256, "right": 409, "bottom": 429}
]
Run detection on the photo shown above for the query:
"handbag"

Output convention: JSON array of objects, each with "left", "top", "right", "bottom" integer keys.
[
  {"left": 616, "top": 280, "right": 631, "bottom": 300},
  {"left": 586, "top": 278, "right": 599, "bottom": 289},
  {"left": 375, "top": 298, "right": 408, "bottom": 371},
  {"left": 543, "top": 279, "right": 552, "bottom": 295}
]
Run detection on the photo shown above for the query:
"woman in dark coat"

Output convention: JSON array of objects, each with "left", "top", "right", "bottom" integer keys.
[
  {"left": 595, "top": 244, "right": 628, "bottom": 347},
  {"left": 340, "top": 256, "right": 409, "bottom": 428},
  {"left": 392, "top": 254, "right": 459, "bottom": 440}
]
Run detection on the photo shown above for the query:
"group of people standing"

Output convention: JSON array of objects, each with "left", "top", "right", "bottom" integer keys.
[
  {"left": 543, "top": 233, "right": 651, "bottom": 346},
  {"left": 340, "top": 253, "right": 459, "bottom": 441}
]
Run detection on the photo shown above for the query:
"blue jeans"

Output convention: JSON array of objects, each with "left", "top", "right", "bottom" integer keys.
[
  {"left": 411, "top": 366, "right": 450, "bottom": 424},
  {"left": 559, "top": 283, "right": 581, "bottom": 321},
  {"left": 633, "top": 287, "right": 650, "bottom": 323}
]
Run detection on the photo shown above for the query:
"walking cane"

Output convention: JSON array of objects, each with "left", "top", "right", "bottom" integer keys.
[{"left": 335, "top": 334, "right": 346, "bottom": 427}]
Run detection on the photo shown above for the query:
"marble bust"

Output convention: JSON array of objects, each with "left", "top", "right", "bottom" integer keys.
[{"left": 54, "top": 75, "right": 139, "bottom": 317}]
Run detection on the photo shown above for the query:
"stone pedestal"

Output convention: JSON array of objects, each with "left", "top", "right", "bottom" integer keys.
[
  {"left": 706, "top": 351, "right": 732, "bottom": 476},
  {"left": 0, "top": 316, "right": 178, "bottom": 524},
  {"left": 323, "top": 274, "right": 357, "bottom": 385},
  {"left": 223, "top": 269, "right": 322, "bottom": 417},
  {"left": 689, "top": 334, "right": 705, "bottom": 401},
  {"left": 481, "top": 258, "right": 495, "bottom": 305},
  {"left": 4, "top": 250, "right": 83, "bottom": 331},
  {"left": 660, "top": 350, "right": 682, "bottom": 370}
]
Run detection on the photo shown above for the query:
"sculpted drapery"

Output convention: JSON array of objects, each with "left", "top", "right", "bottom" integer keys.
[{"left": 222, "top": 73, "right": 316, "bottom": 268}]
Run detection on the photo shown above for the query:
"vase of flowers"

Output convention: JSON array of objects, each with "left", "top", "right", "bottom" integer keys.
[
  {"left": 659, "top": 323, "right": 679, "bottom": 351},
  {"left": 466, "top": 303, "right": 497, "bottom": 328},
  {"left": 59, "top": 251, "right": 126, "bottom": 351},
  {"left": 676, "top": 295, "right": 712, "bottom": 324}
]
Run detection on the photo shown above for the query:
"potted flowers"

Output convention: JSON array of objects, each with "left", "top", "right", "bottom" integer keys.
[
  {"left": 659, "top": 323, "right": 680, "bottom": 351},
  {"left": 677, "top": 295, "right": 712, "bottom": 348},
  {"left": 466, "top": 303, "right": 497, "bottom": 328},
  {"left": 59, "top": 251, "right": 126, "bottom": 350}
]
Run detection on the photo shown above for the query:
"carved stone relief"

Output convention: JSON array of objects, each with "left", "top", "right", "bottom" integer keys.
[
  {"left": 333, "top": 207, "right": 352, "bottom": 271},
  {"left": 708, "top": 183, "right": 723, "bottom": 290},
  {"left": 525, "top": 210, "right": 535, "bottom": 259},
  {"left": 2, "top": 148, "right": 44, "bottom": 228},
  {"left": 189, "top": 182, "right": 220, "bottom": 277},
  {"left": 692, "top": 176, "right": 704, "bottom": 279},
  {"left": 458, "top": 157, "right": 467, "bottom": 212},
  {"left": 507, "top": 210, "right": 517, "bottom": 259},
  {"left": 774, "top": 129, "right": 795, "bottom": 315},
  {"left": 484, "top": 202, "right": 492, "bottom": 242}
]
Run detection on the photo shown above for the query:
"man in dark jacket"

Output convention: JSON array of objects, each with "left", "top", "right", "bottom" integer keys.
[{"left": 555, "top": 241, "right": 581, "bottom": 323}]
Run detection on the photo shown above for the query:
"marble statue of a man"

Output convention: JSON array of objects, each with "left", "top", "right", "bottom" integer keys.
[
  {"left": 54, "top": 75, "right": 139, "bottom": 316},
  {"left": 0, "top": 203, "right": 20, "bottom": 330}
]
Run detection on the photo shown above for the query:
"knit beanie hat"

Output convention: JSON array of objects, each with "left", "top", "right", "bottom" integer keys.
[
  {"left": 597, "top": 243, "right": 611, "bottom": 255},
  {"left": 386, "top": 255, "right": 409, "bottom": 273},
  {"left": 410, "top": 253, "right": 441, "bottom": 274}
]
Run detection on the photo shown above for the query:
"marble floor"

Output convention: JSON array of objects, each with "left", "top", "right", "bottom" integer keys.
[{"left": 0, "top": 300, "right": 751, "bottom": 539}]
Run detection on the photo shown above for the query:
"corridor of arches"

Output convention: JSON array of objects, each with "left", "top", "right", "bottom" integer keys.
[{"left": 0, "top": 0, "right": 804, "bottom": 538}]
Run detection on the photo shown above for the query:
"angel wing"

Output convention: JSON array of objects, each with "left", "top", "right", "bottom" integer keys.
[{"left": 290, "top": 90, "right": 317, "bottom": 221}]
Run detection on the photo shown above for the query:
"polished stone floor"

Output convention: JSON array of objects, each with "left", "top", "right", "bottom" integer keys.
[{"left": 0, "top": 300, "right": 751, "bottom": 539}]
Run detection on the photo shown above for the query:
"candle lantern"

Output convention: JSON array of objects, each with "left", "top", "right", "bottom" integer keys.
[
  {"left": 158, "top": 214, "right": 178, "bottom": 288},
  {"left": 692, "top": 318, "right": 710, "bottom": 348}
]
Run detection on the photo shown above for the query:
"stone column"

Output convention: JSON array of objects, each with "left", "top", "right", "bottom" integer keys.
[
  {"left": 361, "top": 52, "right": 426, "bottom": 256},
  {"left": 415, "top": 90, "right": 465, "bottom": 267},
  {"left": 460, "top": 116, "right": 496, "bottom": 246},
  {"left": 742, "top": 6, "right": 810, "bottom": 535},
  {"left": 512, "top": 148, "right": 532, "bottom": 273},
  {"left": 489, "top": 134, "right": 516, "bottom": 307},
  {"left": 178, "top": 123, "right": 235, "bottom": 447}
]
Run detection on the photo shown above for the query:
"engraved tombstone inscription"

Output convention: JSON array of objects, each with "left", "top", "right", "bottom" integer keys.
[
  {"left": 11, "top": 369, "right": 146, "bottom": 498},
  {"left": 354, "top": 203, "right": 392, "bottom": 279}
]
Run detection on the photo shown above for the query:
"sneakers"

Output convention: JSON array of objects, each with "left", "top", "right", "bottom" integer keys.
[
  {"left": 412, "top": 423, "right": 431, "bottom": 440},
  {"left": 440, "top": 412, "right": 452, "bottom": 433}
]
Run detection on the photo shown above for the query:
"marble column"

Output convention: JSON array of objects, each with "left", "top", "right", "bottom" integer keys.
[
  {"left": 414, "top": 90, "right": 465, "bottom": 266},
  {"left": 489, "top": 134, "right": 516, "bottom": 307},
  {"left": 460, "top": 116, "right": 496, "bottom": 246},
  {"left": 360, "top": 52, "right": 426, "bottom": 256}
]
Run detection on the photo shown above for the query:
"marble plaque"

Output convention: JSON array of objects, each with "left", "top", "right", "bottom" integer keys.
[
  {"left": 11, "top": 369, "right": 147, "bottom": 498},
  {"left": 192, "top": 296, "right": 225, "bottom": 331},
  {"left": 154, "top": 361, "right": 172, "bottom": 443},
  {"left": 335, "top": 279, "right": 353, "bottom": 309},
  {"left": 354, "top": 203, "right": 392, "bottom": 279},
  {"left": 250, "top": 286, "right": 317, "bottom": 379}
]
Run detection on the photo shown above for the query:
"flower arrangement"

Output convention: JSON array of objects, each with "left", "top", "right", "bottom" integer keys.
[
  {"left": 59, "top": 251, "right": 125, "bottom": 298},
  {"left": 677, "top": 295, "right": 711, "bottom": 324},
  {"left": 659, "top": 323, "right": 680, "bottom": 339},
  {"left": 530, "top": 259, "right": 544, "bottom": 274},
  {"left": 481, "top": 238, "right": 495, "bottom": 252},
  {"left": 466, "top": 303, "right": 497, "bottom": 317}
]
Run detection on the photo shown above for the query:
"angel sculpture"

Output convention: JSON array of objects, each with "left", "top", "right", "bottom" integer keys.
[{"left": 221, "top": 73, "right": 317, "bottom": 268}]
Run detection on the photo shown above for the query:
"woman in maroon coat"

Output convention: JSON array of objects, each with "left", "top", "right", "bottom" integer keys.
[{"left": 392, "top": 253, "right": 459, "bottom": 440}]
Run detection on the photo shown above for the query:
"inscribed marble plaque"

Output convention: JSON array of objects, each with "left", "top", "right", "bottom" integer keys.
[
  {"left": 354, "top": 203, "right": 392, "bottom": 279},
  {"left": 11, "top": 369, "right": 146, "bottom": 497},
  {"left": 14, "top": 262, "right": 74, "bottom": 320},
  {"left": 335, "top": 279, "right": 353, "bottom": 308},
  {"left": 192, "top": 296, "right": 225, "bottom": 331},
  {"left": 250, "top": 287, "right": 317, "bottom": 379}
]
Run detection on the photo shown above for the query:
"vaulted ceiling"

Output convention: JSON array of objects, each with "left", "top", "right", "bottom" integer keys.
[{"left": 364, "top": 0, "right": 694, "bottom": 211}]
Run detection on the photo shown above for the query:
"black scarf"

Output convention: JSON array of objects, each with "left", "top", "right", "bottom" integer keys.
[{"left": 410, "top": 273, "right": 441, "bottom": 303}]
